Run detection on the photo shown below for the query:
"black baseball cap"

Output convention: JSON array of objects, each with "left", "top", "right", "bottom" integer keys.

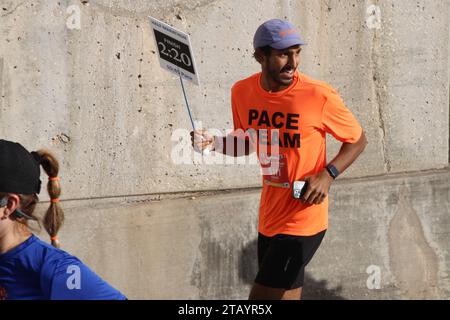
[{"left": 0, "top": 140, "right": 41, "bottom": 194}]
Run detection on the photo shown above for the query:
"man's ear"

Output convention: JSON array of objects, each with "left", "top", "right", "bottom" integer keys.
[{"left": 254, "top": 48, "right": 265, "bottom": 64}]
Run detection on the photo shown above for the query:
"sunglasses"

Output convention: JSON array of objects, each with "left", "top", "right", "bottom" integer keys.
[{"left": 0, "top": 197, "right": 37, "bottom": 221}]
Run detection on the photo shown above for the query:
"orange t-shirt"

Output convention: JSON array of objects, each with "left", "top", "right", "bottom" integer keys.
[{"left": 230, "top": 71, "right": 362, "bottom": 237}]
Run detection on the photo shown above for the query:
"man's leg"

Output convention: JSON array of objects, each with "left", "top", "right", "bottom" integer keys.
[
  {"left": 249, "top": 283, "right": 302, "bottom": 300},
  {"left": 251, "top": 231, "right": 326, "bottom": 300}
]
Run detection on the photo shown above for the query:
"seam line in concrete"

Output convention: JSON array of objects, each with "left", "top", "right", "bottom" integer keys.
[
  {"left": 370, "top": 0, "right": 391, "bottom": 173},
  {"left": 87, "top": 0, "right": 218, "bottom": 20},
  {"left": 0, "top": 57, "right": 3, "bottom": 111},
  {"left": 446, "top": 0, "right": 450, "bottom": 165},
  {"left": 52, "top": 167, "right": 450, "bottom": 204}
]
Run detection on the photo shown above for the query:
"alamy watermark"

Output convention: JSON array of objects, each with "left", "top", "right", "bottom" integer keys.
[
  {"left": 66, "top": 4, "right": 81, "bottom": 30},
  {"left": 366, "top": 265, "right": 381, "bottom": 290},
  {"left": 366, "top": 4, "right": 382, "bottom": 30},
  {"left": 172, "top": 124, "right": 287, "bottom": 175},
  {"left": 66, "top": 265, "right": 81, "bottom": 290}
]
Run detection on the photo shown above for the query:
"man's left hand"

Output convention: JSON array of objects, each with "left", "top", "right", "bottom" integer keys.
[{"left": 301, "top": 170, "right": 334, "bottom": 205}]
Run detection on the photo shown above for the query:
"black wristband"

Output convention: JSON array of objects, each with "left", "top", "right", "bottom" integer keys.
[{"left": 326, "top": 164, "right": 339, "bottom": 179}]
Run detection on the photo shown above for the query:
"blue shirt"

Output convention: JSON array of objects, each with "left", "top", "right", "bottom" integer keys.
[{"left": 0, "top": 235, "right": 127, "bottom": 300}]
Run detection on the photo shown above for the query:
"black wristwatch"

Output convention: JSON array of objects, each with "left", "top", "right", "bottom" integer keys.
[{"left": 325, "top": 164, "right": 339, "bottom": 180}]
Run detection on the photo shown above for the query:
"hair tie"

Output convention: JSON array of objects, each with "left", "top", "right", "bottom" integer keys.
[
  {"left": 49, "top": 176, "right": 59, "bottom": 181},
  {"left": 51, "top": 198, "right": 60, "bottom": 203},
  {"left": 50, "top": 236, "right": 58, "bottom": 241}
]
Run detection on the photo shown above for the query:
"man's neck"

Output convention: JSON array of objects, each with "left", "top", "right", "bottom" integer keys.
[{"left": 260, "top": 74, "right": 289, "bottom": 93}]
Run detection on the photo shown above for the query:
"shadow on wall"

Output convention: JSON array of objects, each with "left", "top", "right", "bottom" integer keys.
[
  {"left": 301, "top": 275, "right": 345, "bottom": 300},
  {"left": 239, "top": 239, "right": 345, "bottom": 300}
]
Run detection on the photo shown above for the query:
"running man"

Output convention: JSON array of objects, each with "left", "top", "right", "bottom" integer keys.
[{"left": 191, "top": 19, "right": 367, "bottom": 300}]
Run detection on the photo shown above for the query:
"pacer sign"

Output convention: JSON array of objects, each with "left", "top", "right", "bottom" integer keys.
[{"left": 149, "top": 17, "right": 199, "bottom": 85}]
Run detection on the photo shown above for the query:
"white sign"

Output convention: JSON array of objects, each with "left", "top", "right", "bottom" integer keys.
[{"left": 149, "top": 17, "right": 199, "bottom": 85}]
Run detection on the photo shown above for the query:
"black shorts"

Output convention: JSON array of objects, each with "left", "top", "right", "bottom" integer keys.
[{"left": 255, "top": 230, "right": 326, "bottom": 289}]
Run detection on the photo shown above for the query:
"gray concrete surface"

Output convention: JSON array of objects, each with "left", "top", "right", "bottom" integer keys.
[
  {"left": 1, "top": 0, "right": 449, "bottom": 299},
  {"left": 306, "top": 168, "right": 450, "bottom": 300},
  {"left": 41, "top": 168, "right": 450, "bottom": 299}
]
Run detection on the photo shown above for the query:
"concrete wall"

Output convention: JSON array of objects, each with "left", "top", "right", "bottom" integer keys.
[
  {"left": 56, "top": 168, "right": 450, "bottom": 300},
  {"left": 0, "top": 0, "right": 449, "bottom": 299}
]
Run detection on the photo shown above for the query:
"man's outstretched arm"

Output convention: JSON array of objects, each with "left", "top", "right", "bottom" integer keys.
[
  {"left": 302, "top": 131, "right": 368, "bottom": 205},
  {"left": 191, "top": 130, "right": 255, "bottom": 157}
]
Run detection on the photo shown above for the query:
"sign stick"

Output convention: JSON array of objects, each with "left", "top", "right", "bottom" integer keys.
[
  {"left": 179, "top": 71, "right": 209, "bottom": 155},
  {"left": 179, "top": 73, "right": 196, "bottom": 131}
]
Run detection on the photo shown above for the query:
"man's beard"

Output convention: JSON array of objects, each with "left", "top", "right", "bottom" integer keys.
[{"left": 267, "top": 65, "right": 295, "bottom": 87}]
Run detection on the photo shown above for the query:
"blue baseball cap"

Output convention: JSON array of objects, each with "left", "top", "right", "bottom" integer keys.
[{"left": 253, "top": 19, "right": 306, "bottom": 50}]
